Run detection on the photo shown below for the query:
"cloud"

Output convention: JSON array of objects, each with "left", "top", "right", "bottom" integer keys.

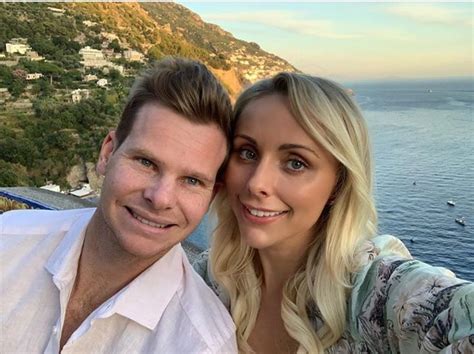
[
  {"left": 201, "top": 11, "right": 361, "bottom": 39},
  {"left": 387, "top": 4, "right": 473, "bottom": 28}
]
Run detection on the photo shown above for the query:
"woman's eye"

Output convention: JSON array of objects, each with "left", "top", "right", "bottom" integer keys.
[
  {"left": 286, "top": 159, "right": 306, "bottom": 171},
  {"left": 239, "top": 148, "right": 257, "bottom": 161}
]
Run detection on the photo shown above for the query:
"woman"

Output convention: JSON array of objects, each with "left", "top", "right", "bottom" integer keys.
[{"left": 194, "top": 72, "right": 473, "bottom": 353}]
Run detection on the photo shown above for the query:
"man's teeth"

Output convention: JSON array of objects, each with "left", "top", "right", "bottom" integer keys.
[
  {"left": 248, "top": 208, "right": 285, "bottom": 218},
  {"left": 132, "top": 211, "right": 167, "bottom": 228}
]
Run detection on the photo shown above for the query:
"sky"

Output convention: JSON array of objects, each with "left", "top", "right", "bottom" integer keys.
[{"left": 180, "top": 2, "right": 473, "bottom": 81}]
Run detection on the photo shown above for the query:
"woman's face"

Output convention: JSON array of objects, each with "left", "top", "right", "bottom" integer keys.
[{"left": 225, "top": 94, "right": 339, "bottom": 254}]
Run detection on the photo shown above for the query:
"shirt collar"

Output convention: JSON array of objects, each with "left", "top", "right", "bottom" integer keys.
[
  {"left": 45, "top": 209, "right": 95, "bottom": 286},
  {"left": 112, "top": 244, "right": 184, "bottom": 330}
]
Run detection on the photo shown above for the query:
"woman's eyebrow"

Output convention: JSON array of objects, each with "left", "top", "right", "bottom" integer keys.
[
  {"left": 279, "top": 144, "right": 320, "bottom": 158},
  {"left": 234, "top": 134, "right": 256, "bottom": 144}
]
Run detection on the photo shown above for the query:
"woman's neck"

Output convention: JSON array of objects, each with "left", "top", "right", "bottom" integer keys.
[{"left": 257, "top": 242, "right": 308, "bottom": 294}]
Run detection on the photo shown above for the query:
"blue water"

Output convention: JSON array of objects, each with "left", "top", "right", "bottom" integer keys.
[{"left": 188, "top": 78, "right": 474, "bottom": 281}]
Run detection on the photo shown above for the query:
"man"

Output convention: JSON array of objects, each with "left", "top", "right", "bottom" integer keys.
[{"left": 1, "top": 58, "right": 236, "bottom": 353}]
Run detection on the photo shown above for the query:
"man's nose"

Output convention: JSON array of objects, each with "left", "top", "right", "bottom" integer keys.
[{"left": 143, "top": 177, "right": 177, "bottom": 210}]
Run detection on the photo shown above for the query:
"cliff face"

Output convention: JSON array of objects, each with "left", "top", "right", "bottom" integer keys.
[{"left": 60, "top": 2, "right": 297, "bottom": 95}]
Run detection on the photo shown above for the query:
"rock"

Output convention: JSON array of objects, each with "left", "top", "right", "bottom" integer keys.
[
  {"left": 67, "top": 163, "right": 87, "bottom": 188},
  {"left": 86, "top": 162, "right": 103, "bottom": 192}
]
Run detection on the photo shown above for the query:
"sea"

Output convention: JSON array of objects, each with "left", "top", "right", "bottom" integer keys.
[{"left": 188, "top": 78, "right": 474, "bottom": 282}]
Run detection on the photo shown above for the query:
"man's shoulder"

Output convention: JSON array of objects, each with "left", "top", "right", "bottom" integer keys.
[
  {"left": 1, "top": 208, "right": 95, "bottom": 237},
  {"left": 177, "top": 253, "right": 236, "bottom": 352}
]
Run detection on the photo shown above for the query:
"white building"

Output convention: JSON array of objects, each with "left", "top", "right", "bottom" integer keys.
[
  {"left": 69, "top": 184, "right": 93, "bottom": 198},
  {"left": 96, "top": 79, "right": 108, "bottom": 88},
  {"left": 41, "top": 184, "right": 61, "bottom": 193},
  {"left": 79, "top": 46, "right": 104, "bottom": 61},
  {"left": 26, "top": 73, "right": 43, "bottom": 80},
  {"left": 6, "top": 38, "right": 31, "bottom": 55},
  {"left": 83, "top": 20, "right": 97, "bottom": 27},
  {"left": 71, "top": 88, "right": 90, "bottom": 103},
  {"left": 123, "top": 49, "right": 144, "bottom": 62},
  {"left": 83, "top": 74, "right": 98, "bottom": 82},
  {"left": 26, "top": 50, "right": 44, "bottom": 61},
  {"left": 47, "top": 7, "right": 65, "bottom": 14}
]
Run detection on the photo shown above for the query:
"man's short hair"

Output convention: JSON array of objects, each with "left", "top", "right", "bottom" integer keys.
[{"left": 115, "top": 57, "right": 232, "bottom": 149}]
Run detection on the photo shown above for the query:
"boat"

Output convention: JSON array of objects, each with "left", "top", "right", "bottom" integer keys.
[
  {"left": 455, "top": 217, "right": 466, "bottom": 226},
  {"left": 447, "top": 200, "right": 456, "bottom": 206}
]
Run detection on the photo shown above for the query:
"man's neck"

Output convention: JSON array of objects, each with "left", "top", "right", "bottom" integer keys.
[{"left": 59, "top": 209, "right": 162, "bottom": 350}]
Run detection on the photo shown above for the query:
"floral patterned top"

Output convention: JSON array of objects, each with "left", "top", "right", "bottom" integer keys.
[{"left": 193, "top": 235, "right": 474, "bottom": 353}]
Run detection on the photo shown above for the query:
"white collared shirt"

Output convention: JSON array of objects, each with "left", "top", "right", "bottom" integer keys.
[{"left": 1, "top": 208, "right": 236, "bottom": 353}]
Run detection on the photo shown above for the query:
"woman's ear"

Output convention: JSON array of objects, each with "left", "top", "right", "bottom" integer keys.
[{"left": 96, "top": 131, "right": 117, "bottom": 176}]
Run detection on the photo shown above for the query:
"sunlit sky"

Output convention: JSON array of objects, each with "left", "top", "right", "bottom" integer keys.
[{"left": 180, "top": 2, "right": 473, "bottom": 81}]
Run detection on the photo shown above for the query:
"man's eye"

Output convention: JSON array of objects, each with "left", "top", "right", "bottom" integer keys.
[
  {"left": 239, "top": 148, "right": 257, "bottom": 161},
  {"left": 138, "top": 158, "right": 153, "bottom": 168},
  {"left": 185, "top": 177, "right": 201, "bottom": 186},
  {"left": 286, "top": 159, "right": 306, "bottom": 171}
]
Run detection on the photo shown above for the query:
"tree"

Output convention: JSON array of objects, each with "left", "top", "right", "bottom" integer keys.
[
  {"left": 0, "top": 160, "right": 31, "bottom": 186},
  {"left": 109, "top": 39, "right": 122, "bottom": 52}
]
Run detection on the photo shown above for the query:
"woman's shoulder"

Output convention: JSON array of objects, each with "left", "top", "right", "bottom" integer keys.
[
  {"left": 352, "top": 234, "right": 462, "bottom": 292},
  {"left": 192, "top": 250, "right": 230, "bottom": 307},
  {"left": 347, "top": 234, "right": 474, "bottom": 353}
]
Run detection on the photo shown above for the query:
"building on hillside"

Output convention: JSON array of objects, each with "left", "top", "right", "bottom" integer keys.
[
  {"left": 79, "top": 46, "right": 105, "bottom": 61},
  {"left": 123, "top": 49, "right": 144, "bottom": 62},
  {"left": 47, "top": 7, "right": 65, "bottom": 15},
  {"left": 102, "top": 49, "right": 115, "bottom": 58},
  {"left": 83, "top": 74, "right": 98, "bottom": 82},
  {"left": 100, "top": 32, "right": 119, "bottom": 41},
  {"left": 26, "top": 73, "right": 43, "bottom": 80},
  {"left": 26, "top": 50, "right": 44, "bottom": 61},
  {"left": 69, "top": 184, "right": 94, "bottom": 198},
  {"left": 96, "top": 79, "right": 108, "bottom": 88},
  {"left": 71, "top": 88, "right": 90, "bottom": 103},
  {"left": 6, "top": 38, "right": 31, "bottom": 55},
  {"left": 40, "top": 184, "right": 61, "bottom": 193},
  {"left": 82, "top": 20, "right": 97, "bottom": 27},
  {"left": 79, "top": 46, "right": 121, "bottom": 71}
]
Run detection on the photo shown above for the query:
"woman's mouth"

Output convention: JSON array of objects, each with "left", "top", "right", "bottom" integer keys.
[{"left": 246, "top": 207, "right": 287, "bottom": 218}]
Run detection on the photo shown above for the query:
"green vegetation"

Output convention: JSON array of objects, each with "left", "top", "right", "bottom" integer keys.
[{"left": 0, "top": 2, "right": 294, "bottom": 188}]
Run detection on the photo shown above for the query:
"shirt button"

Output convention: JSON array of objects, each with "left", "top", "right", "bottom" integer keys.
[{"left": 52, "top": 326, "right": 58, "bottom": 334}]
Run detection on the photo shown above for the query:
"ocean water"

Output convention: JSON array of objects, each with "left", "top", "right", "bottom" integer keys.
[{"left": 188, "top": 78, "right": 474, "bottom": 281}]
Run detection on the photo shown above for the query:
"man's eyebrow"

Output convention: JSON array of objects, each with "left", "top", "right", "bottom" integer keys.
[
  {"left": 279, "top": 144, "right": 320, "bottom": 158},
  {"left": 128, "top": 147, "right": 155, "bottom": 159}
]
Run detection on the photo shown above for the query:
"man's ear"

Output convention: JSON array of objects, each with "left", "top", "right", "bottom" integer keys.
[{"left": 96, "top": 131, "right": 117, "bottom": 176}]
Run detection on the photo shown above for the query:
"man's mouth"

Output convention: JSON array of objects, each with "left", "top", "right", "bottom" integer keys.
[{"left": 126, "top": 207, "right": 174, "bottom": 229}]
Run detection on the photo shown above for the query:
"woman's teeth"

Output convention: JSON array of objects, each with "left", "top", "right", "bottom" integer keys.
[{"left": 248, "top": 208, "right": 285, "bottom": 218}]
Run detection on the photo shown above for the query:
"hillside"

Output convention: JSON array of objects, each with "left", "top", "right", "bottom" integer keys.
[{"left": 0, "top": 2, "right": 296, "bottom": 190}]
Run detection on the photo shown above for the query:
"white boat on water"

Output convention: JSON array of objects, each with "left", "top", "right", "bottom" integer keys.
[
  {"left": 447, "top": 200, "right": 456, "bottom": 206},
  {"left": 455, "top": 217, "right": 466, "bottom": 226}
]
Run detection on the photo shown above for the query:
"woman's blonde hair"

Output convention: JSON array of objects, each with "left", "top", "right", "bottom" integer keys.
[{"left": 210, "top": 72, "right": 377, "bottom": 352}]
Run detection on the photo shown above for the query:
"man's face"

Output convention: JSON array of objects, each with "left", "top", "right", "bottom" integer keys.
[{"left": 96, "top": 102, "right": 227, "bottom": 261}]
